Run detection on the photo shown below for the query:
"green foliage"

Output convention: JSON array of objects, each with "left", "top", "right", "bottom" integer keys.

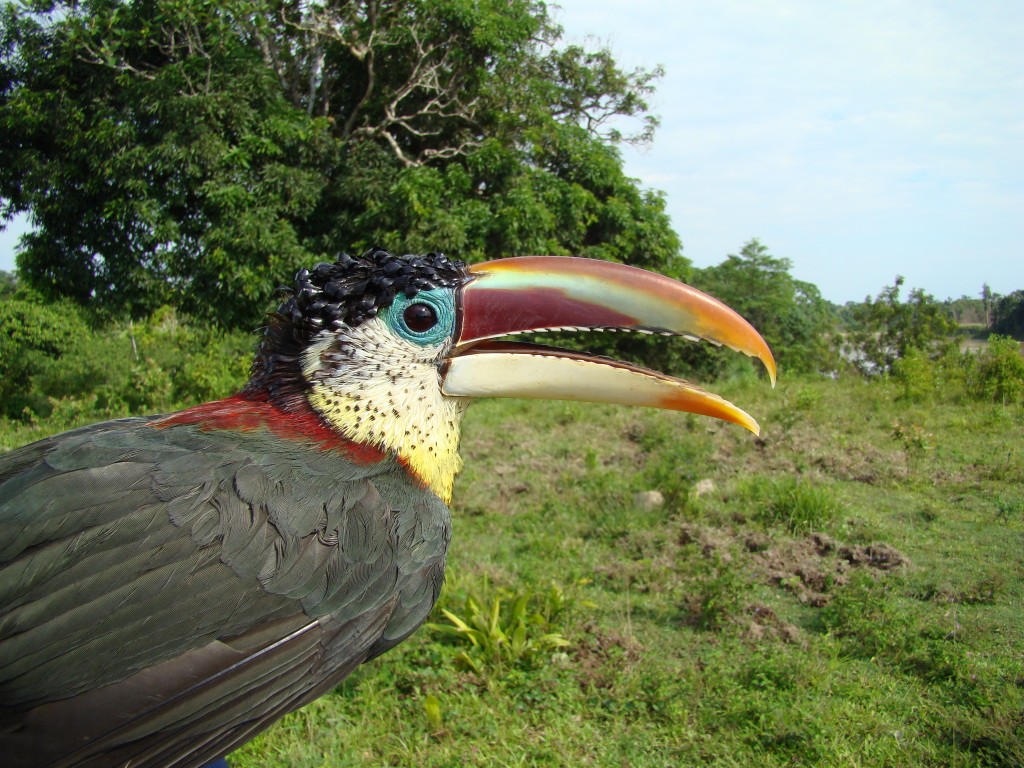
[
  {"left": 1, "top": 0, "right": 680, "bottom": 330},
  {"left": 944, "top": 293, "right": 990, "bottom": 326},
  {"left": 0, "top": 269, "right": 16, "bottom": 297},
  {"left": 969, "top": 334, "right": 1024, "bottom": 405},
  {"left": 0, "top": 297, "right": 250, "bottom": 422},
  {"left": 1, "top": 0, "right": 327, "bottom": 326},
  {"left": 0, "top": 296, "right": 88, "bottom": 417},
  {"left": 427, "top": 581, "right": 574, "bottom": 675},
  {"left": 843, "top": 276, "right": 958, "bottom": 375},
  {"left": 892, "top": 347, "right": 935, "bottom": 402},
  {"left": 991, "top": 290, "right": 1024, "bottom": 339},
  {"left": 879, "top": 333, "right": 1024, "bottom": 407},
  {"left": 693, "top": 239, "right": 838, "bottom": 378},
  {"left": 930, "top": 343, "right": 974, "bottom": 402}
]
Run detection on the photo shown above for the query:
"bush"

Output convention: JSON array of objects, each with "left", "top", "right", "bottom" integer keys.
[
  {"left": 970, "top": 335, "right": 1024, "bottom": 405},
  {"left": 892, "top": 347, "right": 935, "bottom": 402},
  {"left": 170, "top": 328, "right": 253, "bottom": 404},
  {"left": 0, "top": 297, "right": 89, "bottom": 418},
  {"left": 2, "top": 301, "right": 253, "bottom": 421}
]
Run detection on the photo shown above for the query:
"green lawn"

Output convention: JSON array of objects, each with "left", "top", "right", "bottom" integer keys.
[{"left": 228, "top": 376, "right": 1023, "bottom": 767}]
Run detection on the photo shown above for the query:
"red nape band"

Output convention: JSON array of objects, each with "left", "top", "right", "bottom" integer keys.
[{"left": 150, "top": 393, "right": 387, "bottom": 465}]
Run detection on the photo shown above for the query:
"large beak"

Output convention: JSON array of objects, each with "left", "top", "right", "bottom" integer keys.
[{"left": 441, "top": 256, "right": 776, "bottom": 434}]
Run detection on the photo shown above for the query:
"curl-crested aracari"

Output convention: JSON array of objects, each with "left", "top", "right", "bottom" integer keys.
[{"left": 0, "top": 250, "right": 775, "bottom": 767}]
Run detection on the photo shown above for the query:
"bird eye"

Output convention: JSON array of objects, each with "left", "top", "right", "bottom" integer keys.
[
  {"left": 403, "top": 302, "right": 438, "bottom": 333},
  {"left": 385, "top": 288, "right": 454, "bottom": 346}
]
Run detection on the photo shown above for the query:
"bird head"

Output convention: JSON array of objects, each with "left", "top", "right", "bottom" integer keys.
[{"left": 251, "top": 249, "right": 776, "bottom": 503}]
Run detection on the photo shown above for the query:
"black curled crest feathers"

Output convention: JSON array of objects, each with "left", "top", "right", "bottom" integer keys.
[
  {"left": 248, "top": 249, "right": 468, "bottom": 404},
  {"left": 285, "top": 249, "right": 467, "bottom": 333}
]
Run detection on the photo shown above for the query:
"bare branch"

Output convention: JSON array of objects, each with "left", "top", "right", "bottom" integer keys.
[{"left": 276, "top": 1, "right": 482, "bottom": 165}]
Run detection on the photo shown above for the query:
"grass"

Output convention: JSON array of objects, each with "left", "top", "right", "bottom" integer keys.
[
  {"left": 4, "top": 373, "right": 1022, "bottom": 766},
  {"left": 229, "top": 374, "right": 1023, "bottom": 767}
]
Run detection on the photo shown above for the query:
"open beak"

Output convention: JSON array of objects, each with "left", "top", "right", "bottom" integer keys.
[{"left": 441, "top": 256, "right": 776, "bottom": 435}]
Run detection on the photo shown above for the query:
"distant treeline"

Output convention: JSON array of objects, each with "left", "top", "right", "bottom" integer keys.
[{"left": 833, "top": 288, "right": 1024, "bottom": 338}]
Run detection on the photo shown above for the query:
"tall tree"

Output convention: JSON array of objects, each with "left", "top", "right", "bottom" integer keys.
[
  {"left": 0, "top": 0, "right": 679, "bottom": 328},
  {"left": 695, "top": 239, "right": 836, "bottom": 376}
]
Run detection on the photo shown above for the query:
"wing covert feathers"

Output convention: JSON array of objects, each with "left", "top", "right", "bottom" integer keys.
[{"left": 0, "top": 417, "right": 451, "bottom": 767}]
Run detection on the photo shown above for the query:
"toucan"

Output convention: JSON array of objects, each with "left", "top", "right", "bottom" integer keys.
[{"left": 0, "top": 250, "right": 775, "bottom": 767}]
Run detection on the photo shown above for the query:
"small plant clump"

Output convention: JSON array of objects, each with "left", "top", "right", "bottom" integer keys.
[
  {"left": 739, "top": 475, "right": 837, "bottom": 534},
  {"left": 426, "top": 582, "right": 578, "bottom": 675}
]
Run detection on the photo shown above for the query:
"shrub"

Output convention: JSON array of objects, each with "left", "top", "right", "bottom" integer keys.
[
  {"left": 970, "top": 335, "right": 1024, "bottom": 405},
  {"left": 0, "top": 297, "right": 88, "bottom": 418},
  {"left": 892, "top": 347, "right": 935, "bottom": 402}
]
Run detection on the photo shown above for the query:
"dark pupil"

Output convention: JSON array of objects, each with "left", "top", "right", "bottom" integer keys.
[{"left": 403, "top": 302, "right": 438, "bottom": 333}]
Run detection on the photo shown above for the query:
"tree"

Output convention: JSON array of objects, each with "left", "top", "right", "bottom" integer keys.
[
  {"left": 944, "top": 295, "right": 988, "bottom": 326},
  {"left": 981, "top": 282, "right": 993, "bottom": 326},
  {"left": 843, "top": 276, "right": 957, "bottom": 375},
  {"left": 991, "top": 290, "right": 1024, "bottom": 340},
  {"left": 0, "top": 0, "right": 680, "bottom": 328},
  {"left": 0, "top": 268, "right": 15, "bottom": 297},
  {"left": 694, "top": 239, "right": 837, "bottom": 377}
]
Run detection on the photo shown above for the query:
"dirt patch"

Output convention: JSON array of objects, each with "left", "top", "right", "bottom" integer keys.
[
  {"left": 717, "top": 423, "right": 908, "bottom": 487},
  {"left": 838, "top": 542, "right": 908, "bottom": 570},
  {"left": 677, "top": 522, "right": 909, "bottom": 609},
  {"left": 679, "top": 522, "right": 736, "bottom": 562},
  {"left": 754, "top": 533, "right": 909, "bottom": 606},
  {"left": 572, "top": 623, "right": 644, "bottom": 690},
  {"left": 744, "top": 603, "right": 805, "bottom": 646}
]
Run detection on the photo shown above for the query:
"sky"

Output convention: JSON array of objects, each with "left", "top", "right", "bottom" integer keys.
[
  {"left": 553, "top": 0, "right": 1023, "bottom": 303},
  {"left": 1, "top": 0, "right": 1021, "bottom": 304}
]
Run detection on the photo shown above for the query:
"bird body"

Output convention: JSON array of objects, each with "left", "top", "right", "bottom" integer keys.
[
  {"left": 1, "top": 399, "right": 449, "bottom": 766},
  {"left": 0, "top": 250, "right": 775, "bottom": 766}
]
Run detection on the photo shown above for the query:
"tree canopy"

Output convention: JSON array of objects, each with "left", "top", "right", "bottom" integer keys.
[
  {"left": 694, "top": 239, "right": 837, "bottom": 376},
  {"left": 0, "top": 0, "right": 679, "bottom": 327},
  {"left": 991, "top": 291, "right": 1024, "bottom": 340},
  {"left": 842, "top": 276, "right": 957, "bottom": 375}
]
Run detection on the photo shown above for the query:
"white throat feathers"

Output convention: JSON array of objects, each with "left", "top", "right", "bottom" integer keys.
[{"left": 301, "top": 317, "right": 468, "bottom": 503}]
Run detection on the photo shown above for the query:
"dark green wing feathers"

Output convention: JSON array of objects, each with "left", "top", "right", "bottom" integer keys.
[{"left": 0, "top": 418, "right": 450, "bottom": 767}]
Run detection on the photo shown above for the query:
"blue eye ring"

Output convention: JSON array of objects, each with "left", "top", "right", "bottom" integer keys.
[{"left": 385, "top": 288, "right": 456, "bottom": 346}]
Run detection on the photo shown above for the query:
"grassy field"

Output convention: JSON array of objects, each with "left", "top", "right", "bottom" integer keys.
[
  {"left": 221, "top": 375, "right": 1022, "bottom": 767},
  {"left": 3, "top": 374, "right": 1022, "bottom": 766}
]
